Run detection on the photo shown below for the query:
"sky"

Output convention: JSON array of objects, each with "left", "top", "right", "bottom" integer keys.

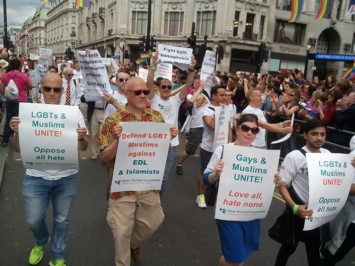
[{"left": 0, "top": 0, "right": 44, "bottom": 26}]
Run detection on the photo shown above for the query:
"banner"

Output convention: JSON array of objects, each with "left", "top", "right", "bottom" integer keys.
[
  {"left": 110, "top": 58, "right": 119, "bottom": 74},
  {"left": 76, "top": 50, "right": 111, "bottom": 101},
  {"left": 29, "top": 70, "right": 38, "bottom": 87},
  {"left": 213, "top": 106, "right": 229, "bottom": 151},
  {"left": 30, "top": 53, "right": 39, "bottom": 60},
  {"left": 101, "top": 58, "right": 111, "bottom": 67},
  {"left": 18, "top": 103, "right": 79, "bottom": 170},
  {"left": 138, "top": 68, "right": 148, "bottom": 82},
  {"left": 304, "top": 153, "right": 354, "bottom": 231},
  {"left": 39, "top": 47, "right": 52, "bottom": 66},
  {"left": 215, "top": 145, "right": 280, "bottom": 221},
  {"left": 157, "top": 44, "right": 192, "bottom": 71},
  {"left": 111, "top": 122, "right": 171, "bottom": 192},
  {"left": 154, "top": 63, "right": 173, "bottom": 81},
  {"left": 200, "top": 50, "right": 215, "bottom": 88},
  {"left": 35, "top": 64, "right": 48, "bottom": 85}
]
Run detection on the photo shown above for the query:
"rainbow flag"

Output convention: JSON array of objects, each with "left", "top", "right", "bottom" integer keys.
[
  {"left": 289, "top": 0, "right": 304, "bottom": 23},
  {"left": 342, "top": 59, "right": 355, "bottom": 79},
  {"left": 135, "top": 58, "right": 145, "bottom": 66},
  {"left": 40, "top": 0, "right": 56, "bottom": 3},
  {"left": 316, "top": 0, "right": 334, "bottom": 19},
  {"left": 140, "top": 50, "right": 152, "bottom": 59},
  {"left": 75, "top": 0, "right": 90, "bottom": 7}
]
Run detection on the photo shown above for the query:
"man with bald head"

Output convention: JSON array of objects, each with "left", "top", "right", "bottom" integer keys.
[
  {"left": 100, "top": 77, "right": 177, "bottom": 266},
  {"left": 9, "top": 73, "right": 88, "bottom": 266},
  {"left": 61, "top": 66, "right": 82, "bottom": 106}
]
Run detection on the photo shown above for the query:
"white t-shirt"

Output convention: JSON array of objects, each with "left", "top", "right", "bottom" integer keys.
[
  {"left": 187, "top": 90, "right": 211, "bottom": 128},
  {"left": 280, "top": 146, "right": 331, "bottom": 204},
  {"left": 226, "top": 104, "right": 237, "bottom": 128},
  {"left": 149, "top": 93, "right": 183, "bottom": 146},
  {"left": 104, "top": 91, "right": 127, "bottom": 119},
  {"left": 73, "top": 69, "right": 82, "bottom": 80},
  {"left": 201, "top": 106, "right": 216, "bottom": 152},
  {"left": 242, "top": 105, "right": 266, "bottom": 147},
  {"left": 204, "top": 143, "right": 234, "bottom": 174},
  {"left": 26, "top": 109, "right": 87, "bottom": 180}
]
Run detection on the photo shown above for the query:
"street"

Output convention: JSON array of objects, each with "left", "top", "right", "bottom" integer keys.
[{"left": 0, "top": 137, "right": 354, "bottom": 266}]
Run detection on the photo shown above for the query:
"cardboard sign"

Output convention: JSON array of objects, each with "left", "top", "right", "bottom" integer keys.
[
  {"left": 39, "top": 47, "right": 52, "bottom": 66},
  {"left": 111, "top": 122, "right": 171, "bottom": 192},
  {"left": 200, "top": 50, "right": 215, "bottom": 88},
  {"left": 213, "top": 106, "right": 229, "bottom": 151},
  {"left": 18, "top": 103, "right": 79, "bottom": 170},
  {"left": 110, "top": 58, "right": 119, "bottom": 74},
  {"left": 29, "top": 70, "right": 38, "bottom": 87},
  {"left": 157, "top": 44, "right": 192, "bottom": 71},
  {"left": 215, "top": 145, "right": 280, "bottom": 221},
  {"left": 76, "top": 50, "right": 111, "bottom": 101},
  {"left": 34, "top": 64, "right": 48, "bottom": 85},
  {"left": 30, "top": 53, "right": 39, "bottom": 60},
  {"left": 154, "top": 63, "right": 173, "bottom": 81},
  {"left": 139, "top": 68, "right": 149, "bottom": 82},
  {"left": 304, "top": 153, "right": 354, "bottom": 231}
]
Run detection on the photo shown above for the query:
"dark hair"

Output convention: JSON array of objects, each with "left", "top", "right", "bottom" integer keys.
[
  {"left": 328, "top": 89, "right": 343, "bottom": 109},
  {"left": 232, "top": 86, "right": 248, "bottom": 114},
  {"left": 237, "top": 114, "right": 259, "bottom": 127},
  {"left": 128, "top": 68, "right": 135, "bottom": 73},
  {"left": 277, "top": 74, "right": 284, "bottom": 82},
  {"left": 118, "top": 68, "right": 130, "bottom": 75},
  {"left": 179, "top": 74, "right": 187, "bottom": 85},
  {"left": 155, "top": 77, "right": 163, "bottom": 86},
  {"left": 220, "top": 75, "right": 228, "bottom": 84},
  {"left": 337, "top": 79, "right": 351, "bottom": 95},
  {"left": 9, "top": 59, "right": 21, "bottom": 71},
  {"left": 307, "top": 85, "right": 317, "bottom": 98},
  {"left": 48, "top": 66, "right": 58, "bottom": 72},
  {"left": 250, "top": 76, "right": 257, "bottom": 86},
  {"left": 272, "top": 87, "right": 282, "bottom": 97},
  {"left": 210, "top": 85, "right": 226, "bottom": 98},
  {"left": 304, "top": 119, "right": 327, "bottom": 133}
]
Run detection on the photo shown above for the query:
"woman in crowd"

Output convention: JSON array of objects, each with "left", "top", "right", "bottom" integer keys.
[
  {"left": 203, "top": 114, "right": 282, "bottom": 266},
  {"left": 317, "top": 90, "right": 343, "bottom": 127},
  {"left": 227, "top": 76, "right": 237, "bottom": 93},
  {"left": 324, "top": 75, "right": 336, "bottom": 90},
  {"left": 232, "top": 86, "right": 248, "bottom": 119}
]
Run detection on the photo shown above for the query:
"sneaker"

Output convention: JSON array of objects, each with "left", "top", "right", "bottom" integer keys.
[
  {"left": 1, "top": 142, "right": 8, "bottom": 148},
  {"left": 91, "top": 153, "right": 98, "bottom": 160},
  {"left": 196, "top": 195, "right": 207, "bottom": 208},
  {"left": 28, "top": 238, "right": 50, "bottom": 265},
  {"left": 131, "top": 247, "right": 141, "bottom": 262},
  {"left": 49, "top": 259, "right": 66, "bottom": 266},
  {"left": 176, "top": 163, "right": 183, "bottom": 175}
]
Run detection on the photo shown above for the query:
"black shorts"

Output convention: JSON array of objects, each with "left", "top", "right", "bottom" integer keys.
[
  {"left": 200, "top": 148, "right": 213, "bottom": 173},
  {"left": 185, "top": 127, "right": 203, "bottom": 155}
]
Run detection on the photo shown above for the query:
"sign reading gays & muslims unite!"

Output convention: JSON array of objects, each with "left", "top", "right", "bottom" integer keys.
[
  {"left": 18, "top": 103, "right": 79, "bottom": 170},
  {"left": 215, "top": 145, "right": 280, "bottom": 221},
  {"left": 110, "top": 122, "right": 171, "bottom": 193},
  {"left": 76, "top": 50, "right": 111, "bottom": 101},
  {"left": 304, "top": 153, "right": 354, "bottom": 231},
  {"left": 213, "top": 106, "right": 229, "bottom": 151}
]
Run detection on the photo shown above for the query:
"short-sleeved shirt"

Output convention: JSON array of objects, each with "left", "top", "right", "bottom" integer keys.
[
  {"left": 201, "top": 106, "right": 216, "bottom": 152},
  {"left": 1, "top": 71, "right": 30, "bottom": 102},
  {"left": 187, "top": 90, "right": 211, "bottom": 128},
  {"left": 242, "top": 105, "right": 266, "bottom": 147},
  {"left": 99, "top": 106, "right": 165, "bottom": 199},
  {"left": 280, "top": 146, "right": 331, "bottom": 204},
  {"left": 226, "top": 104, "right": 237, "bottom": 128},
  {"left": 149, "top": 94, "right": 183, "bottom": 146}
]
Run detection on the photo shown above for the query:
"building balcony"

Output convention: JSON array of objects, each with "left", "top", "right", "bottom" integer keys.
[
  {"left": 70, "top": 33, "right": 76, "bottom": 37},
  {"left": 243, "top": 32, "right": 257, "bottom": 41},
  {"left": 108, "top": 29, "right": 113, "bottom": 36},
  {"left": 86, "top": 17, "right": 91, "bottom": 27},
  {"left": 99, "top": 7, "right": 105, "bottom": 21}
]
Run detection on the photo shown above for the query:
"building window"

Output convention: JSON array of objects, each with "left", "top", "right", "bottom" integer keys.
[
  {"left": 277, "top": 0, "right": 291, "bottom": 11},
  {"left": 196, "top": 11, "right": 216, "bottom": 36},
  {"left": 274, "top": 20, "right": 305, "bottom": 45},
  {"left": 71, "top": 27, "right": 75, "bottom": 35},
  {"left": 259, "top": 15, "right": 265, "bottom": 40},
  {"left": 71, "top": 42, "right": 76, "bottom": 48},
  {"left": 72, "top": 16, "right": 76, "bottom": 22},
  {"left": 352, "top": 33, "right": 355, "bottom": 53},
  {"left": 244, "top": 13, "right": 255, "bottom": 40},
  {"left": 234, "top": 11, "right": 240, "bottom": 37},
  {"left": 336, "top": 0, "right": 343, "bottom": 20},
  {"left": 132, "top": 11, "right": 147, "bottom": 35},
  {"left": 164, "top": 12, "right": 184, "bottom": 36}
]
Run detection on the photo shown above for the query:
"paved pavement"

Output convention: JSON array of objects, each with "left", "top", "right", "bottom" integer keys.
[{"left": 0, "top": 137, "right": 354, "bottom": 266}]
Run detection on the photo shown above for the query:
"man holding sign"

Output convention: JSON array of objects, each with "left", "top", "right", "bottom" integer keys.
[
  {"left": 9, "top": 73, "right": 88, "bottom": 266},
  {"left": 100, "top": 77, "right": 177, "bottom": 266}
]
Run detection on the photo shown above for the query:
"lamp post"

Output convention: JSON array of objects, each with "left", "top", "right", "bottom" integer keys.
[{"left": 304, "top": 44, "right": 311, "bottom": 79}]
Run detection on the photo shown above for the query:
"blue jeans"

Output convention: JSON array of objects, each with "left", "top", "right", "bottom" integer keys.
[
  {"left": 284, "top": 133, "right": 297, "bottom": 155},
  {"left": 22, "top": 174, "right": 78, "bottom": 260},
  {"left": 160, "top": 146, "right": 176, "bottom": 199}
]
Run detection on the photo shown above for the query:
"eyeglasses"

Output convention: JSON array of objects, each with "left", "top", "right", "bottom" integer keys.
[
  {"left": 130, "top": 74, "right": 135, "bottom": 77},
  {"left": 288, "top": 94, "right": 294, "bottom": 97},
  {"left": 239, "top": 124, "right": 259, "bottom": 135},
  {"left": 172, "top": 75, "right": 176, "bottom": 78},
  {"left": 126, "top": 90, "right": 150, "bottom": 96},
  {"left": 119, "top": 78, "right": 129, "bottom": 82},
  {"left": 161, "top": 85, "right": 172, "bottom": 90},
  {"left": 66, "top": 74, "right": 73, "bottom": 77},
  {"left": 42, "top": 86, "right": 62, "bottom": 93}
]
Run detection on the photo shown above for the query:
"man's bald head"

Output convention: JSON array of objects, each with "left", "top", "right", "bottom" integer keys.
[
  {"left": 125, "top": 77, "right": 149, "bottom": 110},
  {"left": 42, "top": 73, "right": 64, "bottom": 105},
  {"left": 125, "top": 77, "right": 147, "bottom": 91},
  {"left": 42, "top": 73, "right": 63, "bottom": 87}
]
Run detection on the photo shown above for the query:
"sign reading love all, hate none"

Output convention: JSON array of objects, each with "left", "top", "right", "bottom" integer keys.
[
  {"left": 19, "top": 103, "right": 79, "bottom": 170},
  {"left": 111, "top": 122, "right": 171, "bottom": 193}
]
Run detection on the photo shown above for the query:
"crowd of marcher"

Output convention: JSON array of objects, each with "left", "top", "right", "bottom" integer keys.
[{"left": 1, "top": 48, "right": 355, "bottom": 266}]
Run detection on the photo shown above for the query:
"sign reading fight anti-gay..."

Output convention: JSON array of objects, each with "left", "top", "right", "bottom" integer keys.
[
  {"left": 304, "top": 153, "right": 354, "bottom": 231},
  {"left": 215, "top": 145, "right": 280, "bottom": 221},
  {"left": 19, "top": 103, "right": 79, "bottom": 170},
  {"left": 111, "top": 122, "right": 171, "bottom": 192}
]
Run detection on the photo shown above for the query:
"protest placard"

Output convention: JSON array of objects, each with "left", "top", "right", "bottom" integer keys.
[
  {"left": 139, "top": 68, "right": 148, "bottom": 82},
  {"left": 39, "top": 47, "right": 52, "bottom": 65},
  {"left": 157, "top": 44, "right": 192, "bottom": 71},
  {"left": 110, "top": 122, "right": 171, "bottom": 192},
  {"left": 35, "top": 64, "right": 48, "bottom": 85},
  {"left": 154, "top": 63, "right": 173, "bottom": 81},
  {"left": 76, "top": 50, "right": 111, "bottom": 101},
  {"left": 215, "top": 145, "right": 280, "bottom": 221},
  {"left": 101, "top": 58, "right": 111, "bottom": 67},
  {"left": 304, "top": 153, "right": 354, "bottom": 231},
  {"left": 213, "top": 106, "right": 229, "bottom": 151},
  {"left": 110, "top": 58, "right": 119, "bottom": 74},
  {"left": 200, "top": 50, "right": 215, "bottom": 87},
  {"left": 30, "top": 53, "right": 39, "bottom": 60},
  {"left": 18, "top": 103, "right": 79, "bottom": 170},
  {"left": 29, "top": 70, "right": 38, "bottom": 87}
]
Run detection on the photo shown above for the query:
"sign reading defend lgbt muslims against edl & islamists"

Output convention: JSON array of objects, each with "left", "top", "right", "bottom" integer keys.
[
  {"left": 110, "top": 122, "right": 171, "bottom": 193},
  {"left": 19, "top": 103, "right": 79, "bottom": 170},
  {"left": 215, "top": 145, "right": 280, "bottom": 221}
]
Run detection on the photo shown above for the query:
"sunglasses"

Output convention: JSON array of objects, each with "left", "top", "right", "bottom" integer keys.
[
  {"left": 119, "top": 78, "right": 129, "bottom": 82},
  {"left": 239, "top": 124, "right": 259, "bottom": 135},
  {"left": 43, "top": 86, "right": 62, "bottom": 93},
  {"left": 288, "top": 94, "right": 294, "bottom": 97},
  {"left": 130, "top": 74, "right": 135, "bottom": 77},
  {"left": 161, "top": 85, "right": 172, "bottom": 90},
  {"left": 66, "top": 74, "right": 73, "bottom": 77},
  {"left": 126, "top": 90, "right": 150, "bottom": 96}
]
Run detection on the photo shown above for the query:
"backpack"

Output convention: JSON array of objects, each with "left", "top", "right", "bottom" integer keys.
[{"left": 4, "top": 73, "right": 19, "bottom": 100}]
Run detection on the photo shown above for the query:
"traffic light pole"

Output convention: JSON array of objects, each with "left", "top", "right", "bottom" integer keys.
[
  {"left": 146, "top": 0, "right": 152, "bottom": 52},
  {"left": 3, "top": 0, "right": 8, "bottom": 50}
]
